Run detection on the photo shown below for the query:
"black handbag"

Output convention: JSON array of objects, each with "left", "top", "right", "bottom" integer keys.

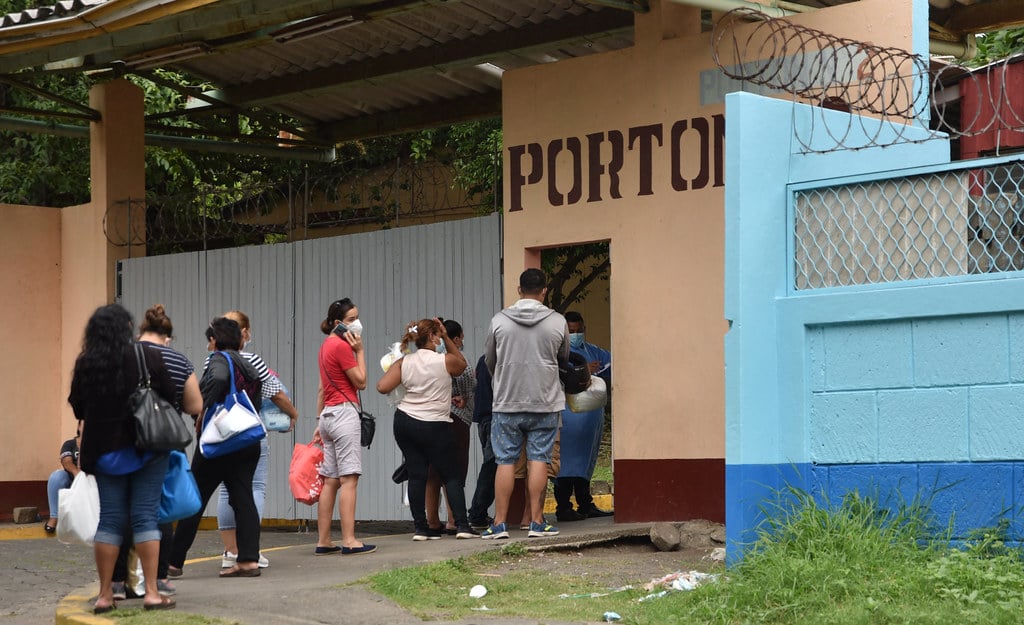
[
  {"left": 359, "top": 410, "right": 376, "bottom": 448},
  {"left": 391, "top": 459, "right": 408, "bottom": 484},
  {"left": 130, "top": 343, "right": 193, "bottom": 451},
  {"left": 558, "top": 352, "right": 591, "bottom": 395}
]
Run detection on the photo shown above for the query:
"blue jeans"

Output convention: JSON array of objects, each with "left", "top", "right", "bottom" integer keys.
[
  {"left": 46, "top": 470, "right": 72, "bottom": 519},
  {"left": 94, "top": 453, "right": 170, "bottom": 546},
  {"left": 491, "top": 412, "right": 559, "bottom": 464},
  {"left": 217, "top": 436, "right": 269, "bottom": 528}
]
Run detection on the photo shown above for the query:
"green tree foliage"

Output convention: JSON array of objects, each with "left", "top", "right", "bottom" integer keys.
[
  {"left": 542, "top": 243, "right": 610, "bottom": 314},
  {"left": 967, "top": 26, "right": 1024, "bottom": 67}
]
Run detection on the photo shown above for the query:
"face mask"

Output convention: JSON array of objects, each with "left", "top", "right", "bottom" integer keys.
[
  {"left": 569, "top": 333, "right": 585, "bottom": 349},
  {"left": 347, "top": 319, "right": 364, "bottom": 336},
  {"left": 435, "top": 339, "right": 447, "bottom": 354}
]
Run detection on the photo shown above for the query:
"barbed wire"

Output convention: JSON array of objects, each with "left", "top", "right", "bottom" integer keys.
[
  {"left": 711, "top": 7, "right": 1024, "bottom": 154},
  {"left": 104, "top": 154, "right": 499, "bottom": 254}
]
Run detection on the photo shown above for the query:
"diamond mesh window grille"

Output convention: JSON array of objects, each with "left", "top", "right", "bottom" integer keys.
[{"left": 794, "top": 160, "right": 1024, "bottom": 290}]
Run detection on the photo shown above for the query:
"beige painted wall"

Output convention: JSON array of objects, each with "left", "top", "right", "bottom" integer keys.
[
  {"left": 0, "top": 80, "right": 145, "bottom": 490},
  {"left": 501, "top": 0, "right": 915, "bottom": 462},
  {"left": 0, "top": 204, "right": 63, "bottom": 480}
]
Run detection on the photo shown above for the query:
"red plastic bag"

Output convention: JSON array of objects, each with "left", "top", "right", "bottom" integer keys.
[{"left": 289, "top": 441, "right": 324, "bottom": 505}]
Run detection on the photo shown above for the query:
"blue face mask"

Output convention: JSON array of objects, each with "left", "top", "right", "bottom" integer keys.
[
  {"left": 435, "top": 340, "right": 447, "bottom": 354},
  {"left": 569, "top": 333, "right": 585, "bottom": 349}
]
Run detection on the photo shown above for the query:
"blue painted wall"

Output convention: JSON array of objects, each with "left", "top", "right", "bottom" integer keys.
[{"left": 724, "top": 91, "right": 1024, "bottom": 561}]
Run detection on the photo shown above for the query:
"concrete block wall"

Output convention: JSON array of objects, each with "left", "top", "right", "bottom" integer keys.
[{"left": 725, "top": 91, "right": 1024, "bottom": 560}]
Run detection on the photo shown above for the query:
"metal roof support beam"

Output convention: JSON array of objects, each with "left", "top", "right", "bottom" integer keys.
[
  {"left": 223, "top": 8, "right": 634, "bottom": 105},
  {"left": 0, "top": 115, "right": 336, "bottom": 161},
  {"left": 581, "top": 0, "right": 649, "bottom": 12},
  {"left": 134, "top": 70, "right": 325, "bottom": 143},
  {"left": 319, "top": 91, "right": 501, "bottom": 142},
  {"left": 0, "top": 74, "right": 100, "bottom": 119}
]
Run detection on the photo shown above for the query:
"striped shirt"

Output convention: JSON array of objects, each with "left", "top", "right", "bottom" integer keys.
[
  {"left": 139, "top": 340, "right": 194, "bottom": 410},
  {"left": 203, "top": 350, "right": 283, "bottom": 400}
]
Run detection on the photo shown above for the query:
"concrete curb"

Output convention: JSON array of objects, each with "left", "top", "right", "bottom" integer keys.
[
  {"left": 55, "top": 582, "right": 113, "bottom": 625},
  {"left": 4, "top": 494, "right": 613, "bottom": 542}
]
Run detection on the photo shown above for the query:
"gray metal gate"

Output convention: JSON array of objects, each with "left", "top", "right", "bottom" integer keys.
[{"left": 118, "top": 213, "right": 502, "bottom": 521}]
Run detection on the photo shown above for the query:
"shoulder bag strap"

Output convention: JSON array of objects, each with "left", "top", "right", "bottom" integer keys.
[
  {"left": 318, "top": 343, "right": 361, "bottom": 411},
  {"left": 133, "top": 343, "right": 150, "bottom": 388},
  {"left": 218, "top": 351, "right": 237, "bottom": 395}
]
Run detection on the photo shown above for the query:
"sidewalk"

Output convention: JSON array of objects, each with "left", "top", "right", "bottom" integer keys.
[{"left": 45, "top": 514, "right": 646, "bottom": 625}]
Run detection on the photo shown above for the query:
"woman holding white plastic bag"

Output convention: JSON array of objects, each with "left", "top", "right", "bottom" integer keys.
[
  {"left": 68, "top": 304, "right": 192, "bottom": 614},
  {"left": 376, "top": 318, "right": 478, "bottom": 541}
]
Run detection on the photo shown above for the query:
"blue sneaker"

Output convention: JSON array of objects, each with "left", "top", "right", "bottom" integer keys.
[
  {"left": 480, "top": 522, "right": 509, "bottom": 539},
  {"left": 527, "top": 521, "right": 559, "bottom": 537}
]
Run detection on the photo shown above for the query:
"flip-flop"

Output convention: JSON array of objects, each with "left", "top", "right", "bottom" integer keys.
[
  {"left": 219, "top": 566, "right": 261, "bottom": 578},
  {"left": 93, "top": 603, "right": 117, "bottom": 615},
  {"left": 341, "top": 544, "right": 377, "bottom": 555},
  {"left": 143, "top": 596, "right": 176, "bottom": 610}
]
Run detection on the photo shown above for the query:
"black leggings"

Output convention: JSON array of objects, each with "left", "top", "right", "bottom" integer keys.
[
  {"left": 393, "top": 409, "right": 469, "bottom": 532},
  {"left": 169, "top": 443, "right": 261, "bottom": 567}
]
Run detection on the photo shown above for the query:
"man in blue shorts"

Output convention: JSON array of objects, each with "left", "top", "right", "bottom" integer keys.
[{"left": 481, "top": 268, "right": 570, "bottom": 539}]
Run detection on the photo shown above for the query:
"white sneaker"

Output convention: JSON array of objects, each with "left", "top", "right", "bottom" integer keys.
[{"left": 224, "top": 550, "right": 269, "bottom": 568}]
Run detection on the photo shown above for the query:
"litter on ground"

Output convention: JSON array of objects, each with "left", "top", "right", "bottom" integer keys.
[{"left": 638, "top": 570, "right": 720, "bottom": 601}]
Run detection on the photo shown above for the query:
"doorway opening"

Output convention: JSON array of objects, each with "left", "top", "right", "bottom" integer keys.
[{"left": 541, "top": 240, "right": 613, "bottom": 515}]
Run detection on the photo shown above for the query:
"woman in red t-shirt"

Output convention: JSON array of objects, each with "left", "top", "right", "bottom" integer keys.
[{"left": 312, "top": 298, "right": 375, "bottom": 556}]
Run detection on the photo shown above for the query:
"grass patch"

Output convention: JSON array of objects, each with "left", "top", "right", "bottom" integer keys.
[
  {"left": 368, "top": 543, "right": 646, "bottom": 621},
  {"left": 367, "top": 489, "right": 1024, "bottom": 625},
  {"left": 111, "top": 608, "right": 241, "bottom": 624}
]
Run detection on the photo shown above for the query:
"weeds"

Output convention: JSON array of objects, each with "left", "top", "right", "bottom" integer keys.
[{"left": 366, "top": 490, "right": 1024, "bottom": 624}]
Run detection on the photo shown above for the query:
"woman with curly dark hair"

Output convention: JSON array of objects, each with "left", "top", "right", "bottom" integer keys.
[{"left": 68, "top": 304, "right": 184, "bottom": 613}]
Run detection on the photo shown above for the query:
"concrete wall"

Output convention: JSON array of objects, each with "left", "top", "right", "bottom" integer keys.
[
  {"left": 501, "top": 0, "right": 918, "bottom": 523},
  {"left": 718, "top": 80, "right": 1024, "bottom": 559},
  {"left": 0, "top": 80, "right": 144, "bottom": 518},
  {"left": 0, "top": 204, "right": 63, "bottom": 488}
]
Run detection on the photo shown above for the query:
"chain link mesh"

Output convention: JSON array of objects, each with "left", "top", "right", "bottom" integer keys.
[{"left": 794, "top": 159, "right": 1024, "bottom": 290}]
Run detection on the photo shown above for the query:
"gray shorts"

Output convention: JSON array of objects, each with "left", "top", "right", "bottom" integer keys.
[{"left": 318, "top": 403, "right": 362, "bottom": 477}]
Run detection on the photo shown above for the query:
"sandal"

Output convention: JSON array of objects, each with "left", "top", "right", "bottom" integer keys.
[
  {"left": 219, "top": 566, "right": 261, "bottom": 578},
  {"left": 143, "top": 596, "right": 176, "bottom": 611},
  {"left": 93, "top": 603, "right": 117, "bottom": 615}
]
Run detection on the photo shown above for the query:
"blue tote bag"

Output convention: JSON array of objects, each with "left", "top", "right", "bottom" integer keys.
[
  {"left": 159, "top": 450, "right": 201, "bottom": 523},
  {"left": 198, "top": 352, "right": 266, "bottom": 459}
]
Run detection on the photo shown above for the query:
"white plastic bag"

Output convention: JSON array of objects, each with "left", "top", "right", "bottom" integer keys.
[
  {"left": 56, "top": 471, "right": 100, "bottom": 546},
  {"left": 567, "top": 376, "right": 608, "bottom": 412},
  {"left": 380, "top": 342, "right": 408, "bottom": 406}
]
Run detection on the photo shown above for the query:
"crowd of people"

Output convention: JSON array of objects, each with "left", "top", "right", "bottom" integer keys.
[{"left": 56, "top": 268, "right": 612, "bottom": 615}]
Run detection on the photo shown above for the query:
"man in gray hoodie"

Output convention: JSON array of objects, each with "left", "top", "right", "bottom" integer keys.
[{"left": 481, "top": 268, "right": 570, "bottom": 539}]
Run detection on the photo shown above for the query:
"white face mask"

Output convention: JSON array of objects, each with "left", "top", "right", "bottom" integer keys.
[{"left": 346, "top": 319, "right": 364, "bottom": 336}]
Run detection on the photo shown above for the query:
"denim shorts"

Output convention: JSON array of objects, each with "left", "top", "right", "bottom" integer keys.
[{"left": 490, "top": 412, "right": 559, "bottom": 465}]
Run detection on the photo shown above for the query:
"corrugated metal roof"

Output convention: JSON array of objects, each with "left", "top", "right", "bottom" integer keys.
[
  {"left": 0, "top": 0, "right": 1019, "bottom": 149},
  {"left": 0, "top": 0, "right": 105, "bottom": 28}
]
